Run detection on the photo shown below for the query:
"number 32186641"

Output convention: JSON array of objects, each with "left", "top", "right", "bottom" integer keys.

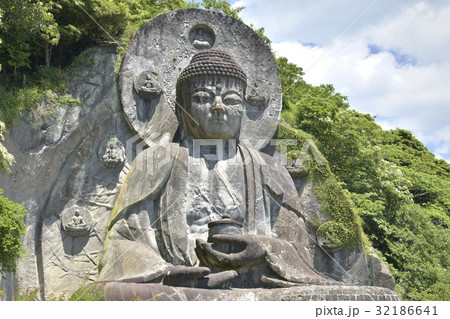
[{"left": 376, "top": 306, "right": 438, "bottom": 316}]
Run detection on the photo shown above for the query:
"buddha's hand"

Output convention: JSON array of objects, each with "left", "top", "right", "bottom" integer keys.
[
  {"left": 163, "top": 265, "right": 237, "bottom": 289},
  {"left": 195, "top": 234, "right": 268, "bottom": 269}
]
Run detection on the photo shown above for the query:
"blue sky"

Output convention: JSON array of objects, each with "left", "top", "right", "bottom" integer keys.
[{"left": 230, "top": 0, "right": 450, "bottom": 163}]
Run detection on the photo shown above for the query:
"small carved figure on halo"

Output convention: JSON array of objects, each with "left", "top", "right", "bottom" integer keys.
[
  {"left": 99, "top": 138, "right": 125, "bottom": 168},
  {"left": 134, "top": 71, "right": 162, "bottom": 100},
  {"left": 139, "top": 74, "right": 160, "bottom": 95},
  {"left": 192, "top": 28, "right": 212, "bottom": 49}
]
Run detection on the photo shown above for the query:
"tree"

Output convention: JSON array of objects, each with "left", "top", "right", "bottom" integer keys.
[
  {"left": 201, "top": 0, "right": 243, "bottom": 19},
  {"left": 276, "top": 54, "right": 450, "bottom": 300},
  {"left": 0, "top": 189, "right": 26, "bottom": 275},
  {"left": 0, "top": 0, "right": 59, "bottom": 70},
  {"left": 276, "top": 57, "right": 305, "bottom": 110}
]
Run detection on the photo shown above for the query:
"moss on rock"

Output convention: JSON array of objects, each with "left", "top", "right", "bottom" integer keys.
[{"left": 274, "top": 122, "right": 363, "bottom": 248}]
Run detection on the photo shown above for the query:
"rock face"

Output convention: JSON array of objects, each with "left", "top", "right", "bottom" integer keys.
[
  {"left": 296, "top": 180, "right": 371, "bottom": 285},
  {"left": 0, "top": 46, "right": 137, "bottom": 299},
  {"left": 368, "top": 249, "right": 396, "bottom": 290},
  {"left": 0, "top": 9, "right": 397, "bottom": 300}
]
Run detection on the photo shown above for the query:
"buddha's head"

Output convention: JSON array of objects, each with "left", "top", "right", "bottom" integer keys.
[{"left": 176, "top": 50, "right": 247, "bottom": 140}]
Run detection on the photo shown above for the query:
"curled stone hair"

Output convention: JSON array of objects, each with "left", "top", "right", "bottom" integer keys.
[{"left": 177, "top": 49, "right": 247, "bottom": 89}]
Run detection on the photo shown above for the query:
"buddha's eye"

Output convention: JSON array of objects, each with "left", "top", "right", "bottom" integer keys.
[
  {"left": 192, "top": 91, "right": 212, "bottom": 104},
  {"left": 223, "top": 94, "right": 242, "bottom": 106}
]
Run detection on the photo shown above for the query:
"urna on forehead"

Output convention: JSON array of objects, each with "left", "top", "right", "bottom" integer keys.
[{"left": 177, "top": 49, "right": 247, "bottom": 90}]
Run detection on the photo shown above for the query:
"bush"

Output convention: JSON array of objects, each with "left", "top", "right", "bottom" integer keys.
[
  {"left": 8, "top": 276, "right": 108, "bottom": 301},
  {"left": 0, "top": 189, "right": 27, "bottom": 275}
]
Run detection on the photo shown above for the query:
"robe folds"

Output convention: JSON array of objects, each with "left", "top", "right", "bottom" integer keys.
[{"left": 98, "top": 143, "right": 328, "bottom": 285}]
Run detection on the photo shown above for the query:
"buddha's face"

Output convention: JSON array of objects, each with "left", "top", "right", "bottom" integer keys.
[{"left": 183, "top": 77, "right": 244, "bottom": 140}]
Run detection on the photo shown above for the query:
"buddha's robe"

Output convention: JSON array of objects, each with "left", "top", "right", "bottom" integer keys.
[{"left": 98, "top": 143, "right": 329, "bottom": 286}]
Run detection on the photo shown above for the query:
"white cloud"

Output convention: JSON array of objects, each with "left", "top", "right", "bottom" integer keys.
[
  {"left": 234, "top": 0, "right": 450, "bottom": 162},
  {"left": 234, "top": 0, "right": 382, "bottom": 44},
  {"left": 365, "top": 2, "right": 450, "bottom": 64}
]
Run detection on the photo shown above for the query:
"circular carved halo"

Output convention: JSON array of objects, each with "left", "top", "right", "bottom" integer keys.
[{"left": 119, "top": 8, "right": 281, "bottom": 149}]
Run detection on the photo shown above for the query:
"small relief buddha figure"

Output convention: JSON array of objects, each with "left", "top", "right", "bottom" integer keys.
[
  {"left": 98, "top": 137, "right": 125, "bottom": 169},
  {"left": 245, "top": 80, "right": 269, "bottom": 106},
  {"left": 68, "top": 211, "right": 85, "bottom": 227},
  {"left": 135, "top": 72, "right": 161, "bottom": 100},
  {"left": 64, "top": 210, "right": 90, "bottom": 237},
  {"left": 97, "top": 49, "right": 338, "bottom": 289}
]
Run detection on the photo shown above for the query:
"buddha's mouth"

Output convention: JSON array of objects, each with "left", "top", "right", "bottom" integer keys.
[
  {"left": 210, "top": 118, "right": 225, "bottom": 123},
  {"left": 210, "top": 114, "right": 226, "bottom": 122}
]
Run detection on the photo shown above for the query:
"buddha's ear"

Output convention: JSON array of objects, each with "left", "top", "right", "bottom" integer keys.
[{"left": 174, "top": 87, "right": 189, "bottom": 141}]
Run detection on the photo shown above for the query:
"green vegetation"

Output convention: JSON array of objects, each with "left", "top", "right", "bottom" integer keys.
[
  {"left": 5, "top": 277, "right": 108, "bottom": 301},
  {"left": 66, "top": 280, "right": 108, "bottom": 301},
  {"left": 0, "top": 0, "right": 59, "bottom": 70},
  {"left": 0, "top": 189, "right": 26, "bottom": 275},
  {"left": 274, "top": 123, "right": 363, "bottom": 248},
  {"left": 0, "top": 0, "right": 242, "bottom": 162},
  {"left": 0, "top": 66, "right": 81, "bottom": 172},
  {"left": 276, "top": 56, "right": 449, "bottom": 300},
  {"left": 0, "top": 1, "right": 243, "bottom": 72},
  {"left": 0, "top": 0, "right": 245, "bottom": 284},
  {"left": 0, "top": 121, "right": 14, "bottom": 172},
  {"left": 0, "top": 0, "right": 448, "bottom": 301}
]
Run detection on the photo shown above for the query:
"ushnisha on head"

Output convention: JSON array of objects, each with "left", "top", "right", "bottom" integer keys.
[{"left": 176, "top": 49, "right": 247, "bottom": 140}]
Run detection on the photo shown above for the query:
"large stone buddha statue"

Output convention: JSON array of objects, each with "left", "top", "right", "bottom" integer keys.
[
  {"left": 97, "top": 49, "right": 337, "bottom": 292},
  {"left": 0, "top": 8, "right": 397, "bottom": 301}
]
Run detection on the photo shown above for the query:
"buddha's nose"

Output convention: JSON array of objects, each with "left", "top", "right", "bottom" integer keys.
[{"left": 211, "top": 96, "right": 225, "bottom": 113}]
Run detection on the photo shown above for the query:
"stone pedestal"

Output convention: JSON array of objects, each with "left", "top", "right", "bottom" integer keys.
[{"left": 98, "top": 282, "right": 400, "bottom": 301}]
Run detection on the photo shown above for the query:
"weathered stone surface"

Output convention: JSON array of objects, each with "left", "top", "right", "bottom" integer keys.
[
  {"left": 369, "top": 248, "right": 396, "bottom": 290},
  {"left": 119, "top": 8, "right": 281, "bottom": 149},
  {"left": 0, "top": 46, "right": 135, "bottom": 299},
  {"left": 37, "top": 47, "right": 135, "bottom": 299},
  {"left": 97, "top": 137, "right": 125, "bottom": 168},
  {"left": 98, "top": 283, "right": 400, "bottom": 301},
  {"left": 292, "top": 178, "right": 372, "bottom": 286}
]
